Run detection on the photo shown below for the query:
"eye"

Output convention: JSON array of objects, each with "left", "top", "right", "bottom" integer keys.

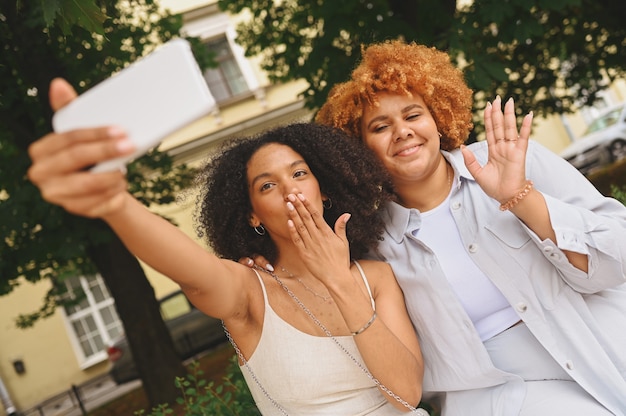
[
  {"left": 373, "top": 124, "right": 389, "bottom": 133},
  {"left": 259, "top": 182, "right": 274, "bottom": 191},
  {"left": 406, "top": 112, "right": 420, "bottom": 121},
  {"left": 293, "top": 169, "right": 308, "bottom": 178}
]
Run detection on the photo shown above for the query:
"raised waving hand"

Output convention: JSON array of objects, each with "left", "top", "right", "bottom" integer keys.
[{"left": 461, "top": 95, "right": 533, "bottom": 205}]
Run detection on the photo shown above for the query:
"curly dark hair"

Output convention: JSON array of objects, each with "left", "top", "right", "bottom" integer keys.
[
  {"left": 194, "top": 123, "right": 395, "bottom": 263},
  {"left": 316, "top": 39, "right": 474, "bottom": 151}
]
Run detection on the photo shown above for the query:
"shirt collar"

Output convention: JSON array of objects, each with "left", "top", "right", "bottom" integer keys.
[
  {"left": 441, "top": 147, "right": 478, "bottom": 186},
  {"left": 382, "top": 147, "right": 480, "bottom": 243}
]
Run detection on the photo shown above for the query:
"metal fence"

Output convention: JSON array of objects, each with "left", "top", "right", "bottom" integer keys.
[{"left": 19, "top": 373, "right": 130, "bottom": 416}]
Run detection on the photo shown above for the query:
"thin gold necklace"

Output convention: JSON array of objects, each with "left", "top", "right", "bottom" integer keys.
[{"left": 281, "top": 266, "right": 332, "bottom": 302}]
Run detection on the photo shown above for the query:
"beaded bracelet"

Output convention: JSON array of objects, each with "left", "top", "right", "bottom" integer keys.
[
  {"left": 351, "top": 311, "right": 377, "bottom": 336},
  {"left": 499, "top": 180, "right": 534, "bottom": 211}
]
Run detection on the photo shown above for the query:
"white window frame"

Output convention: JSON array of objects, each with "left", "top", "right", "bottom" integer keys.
[
  {"left": 60, "top": 274, "right": 123, "bottom": 369},
  {"left": 181, "top": 11, "right": 260, "bottom": 98}
]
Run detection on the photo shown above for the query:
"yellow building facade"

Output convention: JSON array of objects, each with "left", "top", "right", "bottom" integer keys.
[{"left": 0, "top": 1, "right": 312, "bottom": 414}]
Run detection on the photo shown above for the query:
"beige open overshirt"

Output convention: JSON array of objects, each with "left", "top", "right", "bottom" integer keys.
[{"left": 370, "top": 141, "right": 626, "bottom": 415}]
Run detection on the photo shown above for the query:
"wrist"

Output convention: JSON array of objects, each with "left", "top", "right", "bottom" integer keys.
[
  {"left": 102, "top": 192, "right": 136, "bottom": 223},
  {"left": 499, "top": 180, "right": 533, "bottom": 211}
]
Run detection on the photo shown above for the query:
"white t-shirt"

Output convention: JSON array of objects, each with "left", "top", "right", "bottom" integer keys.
[{"left": 413, "top": 187, "right": 519, "bottom": 341}]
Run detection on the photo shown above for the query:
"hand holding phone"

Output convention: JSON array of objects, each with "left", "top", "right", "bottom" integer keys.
[{"left": 52, "top": 38, "right": 216, "bottom": 173}]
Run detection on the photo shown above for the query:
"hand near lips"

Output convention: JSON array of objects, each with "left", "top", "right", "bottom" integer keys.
[
  {"left": 285, "top": 193, "right": 353, "bottom": 286},
  {"left": 461, "top": 95, "right": 534, "bottom": 205},
  {"left": 239, "top": 195, "right": 352, "bottom": 281}
]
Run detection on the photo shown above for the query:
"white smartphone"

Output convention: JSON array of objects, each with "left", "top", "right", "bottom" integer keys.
[{"left": 52, "top": 38, "right": 216, "bottom": 173}]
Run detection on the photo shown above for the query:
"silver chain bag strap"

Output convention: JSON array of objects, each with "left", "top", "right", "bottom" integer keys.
[{"left": 222, "top": 266, "right": 429, "bottom": 415}]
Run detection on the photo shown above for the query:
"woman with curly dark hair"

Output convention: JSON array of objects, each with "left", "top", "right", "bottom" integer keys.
[
  {"left": 195, "top": 122, "right": 393, "bottom": 265},
  {"left": 27, "top": 79, "right": 426, "bottom": 415},
  {"left": 311, "top": 39, "right": 626, "bottom": 415}
]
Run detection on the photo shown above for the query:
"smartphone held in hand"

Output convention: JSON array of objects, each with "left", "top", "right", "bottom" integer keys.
[{"left": 52, "top": 38, "right": 216, "bottom": 173}]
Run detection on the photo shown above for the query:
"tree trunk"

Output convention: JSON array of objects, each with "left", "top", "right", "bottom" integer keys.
[{"left": 88, "top": 225, "right": 186, "bottom": 408}]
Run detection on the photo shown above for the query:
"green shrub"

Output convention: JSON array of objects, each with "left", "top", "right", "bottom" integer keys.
[
  {"left": 610, "top": 184, "right": 626, "bottom": 205},
  {"left": 136, "top": 356, "right": 260, "bottom": 416},
  {"left": 587, "top": 158, "right": 626, "bottom": 196}
]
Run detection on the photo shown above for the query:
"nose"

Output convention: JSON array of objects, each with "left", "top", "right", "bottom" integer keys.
[
  {"left": 394, "top": 125, "right": 413, "bottom": 142},
  {"left": 282, "top": 182, "right": 300, "bottom": 201}
]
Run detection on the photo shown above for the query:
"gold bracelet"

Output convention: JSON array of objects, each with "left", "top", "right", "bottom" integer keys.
[
  {"left": 351, "top": 311, "right": 377, "bottom": 336},
  {"left": 499, "top": 180, "right": 534, "bottom": 211}
]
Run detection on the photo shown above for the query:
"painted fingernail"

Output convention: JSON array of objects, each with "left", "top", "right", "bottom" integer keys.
[
  {"left": 115, "top": 139, "right": 134, "bottom": 153},
  {"left": 107, "top": 126, "right": 126, "bottom": 138},
  {"left": 297, "top": 193, "right": 305, "bottom": 201},
  {"left": 287, "top": 202, "right": 295, "bottom": 211},
  {"left": 287, "top": 194, "right": 296, "bottom": 202},
  {"left": 266, "top": 264, "right": 274, "bottom": 272}
]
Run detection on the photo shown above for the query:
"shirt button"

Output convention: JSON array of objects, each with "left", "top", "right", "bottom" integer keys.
[
  {"left": 516, "top": 302, "right": 528, "bottom": 313},
  {"left": 565, "top": 360, "right": 574, "bottom": 370},
  {"left": 452, "top": 201, "right": 461, "bottom": 210},
  {"left": 468, "top": 243, "right": 478, "bottom": 253},
  {"left": 543, "top": 246, "right": 554, "bottom": 253}
]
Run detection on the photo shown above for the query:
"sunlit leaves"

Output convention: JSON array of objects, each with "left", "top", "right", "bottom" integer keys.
[{"left": 38, "top": 0, "right": 109, "bottom": 35}]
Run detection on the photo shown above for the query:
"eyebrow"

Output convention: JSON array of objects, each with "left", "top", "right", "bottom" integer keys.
[
  {"left": 366, "top": 104, "right": 424, "bottom": 130},
  {"left": 249, "top": 159, "right": 307, "bottom": 188}
]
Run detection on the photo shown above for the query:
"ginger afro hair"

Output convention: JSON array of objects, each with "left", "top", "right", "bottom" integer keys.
[{"left": 316, "top": 39, "right": 474, "bottom": 150}]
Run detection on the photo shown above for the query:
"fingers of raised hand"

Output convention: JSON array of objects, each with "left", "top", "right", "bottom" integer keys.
[
  {"left": 49, "top": 78, "right": 78, "bottom": 111},
  {"left": 41, "top": 170, "right": 128, "bottom": 217},
  {"left": 28, "top": 127, "right": 134, "bottom": 182},
  {"left": 486, "top": 96, "right": 505, "bottom": 143},
  {"left": 483, "top": 100, "right": 497, "bottom": 144},
  {"left": 238, "top": 255, "right": 274, "bottom": 271},
  {"left": 486, "top": 96, "right": 525, "bottom": 145},
  {"left": 286, "top": 193, "right": 326, "bottom": 244},
  {"left": 502, "top": 97, "right": 520, "bottom": 142},
  {"left": 519, "top": 111, "right": 534, "bottom": 142}
]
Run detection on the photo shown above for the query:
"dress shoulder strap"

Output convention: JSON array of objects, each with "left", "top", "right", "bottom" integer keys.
[
  {"left": 352, "top": 260, "right": 376, "bottom": 311},
  {"left": 252, "top": 268, "right": 269, "bottom": 305}
]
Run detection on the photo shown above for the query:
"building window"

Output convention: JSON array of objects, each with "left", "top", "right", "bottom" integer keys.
[
  {"left": 203, "top": 36, "right": 249, "bottom": 102},
  {"left": 62, "top": 274, "right": 123, "bottom": 366}
]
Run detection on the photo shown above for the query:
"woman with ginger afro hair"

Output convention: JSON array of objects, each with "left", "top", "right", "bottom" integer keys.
[
  {"left": 316, "top": 39, "right": 473, "bottom": 152},
  {"left": 312, "top": 40, "right": 626, "bottom": 415},
  {"left": 27, "top": 79, "right": 426, "bottom": 416}
]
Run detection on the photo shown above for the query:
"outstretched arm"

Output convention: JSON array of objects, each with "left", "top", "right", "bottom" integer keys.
[
  {"left": 27, "top": 78, "right": 254, "bottom": 322},
  {"left": 461, "top": 96, "right": 588, "bottom": 272}
]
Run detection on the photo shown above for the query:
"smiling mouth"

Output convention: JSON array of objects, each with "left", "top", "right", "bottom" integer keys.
[{"left": 394, "top": 144, "right": 420, "bottom": 157}]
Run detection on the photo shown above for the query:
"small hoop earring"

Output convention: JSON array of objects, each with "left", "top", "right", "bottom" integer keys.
[
  {"left": 323, "top": 198, "right": 333, "bottom": 209},
  {"left": 253, "top": 225, "right": 266, "bottom": 236},
  {"left": 438, "top": 132, "right": 443, "bottom": 138}
]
